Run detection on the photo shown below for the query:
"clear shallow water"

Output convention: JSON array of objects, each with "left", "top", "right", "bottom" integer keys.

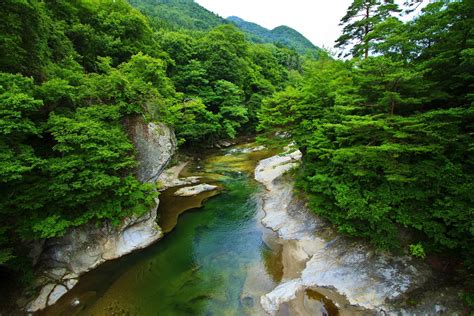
[{"left": 40, "top": 145, "right": 283, "bottom": 316}]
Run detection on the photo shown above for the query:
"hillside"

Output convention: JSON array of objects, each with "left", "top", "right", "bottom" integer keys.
[
  {"left": 128, "top": 0, "right": 225, "bottom": 30},
  {"left": 227, "top": 16, "right": 318, "bottom": 53},
  {"left": 128, "top": 0, "right": 318, "bottom": 53}
]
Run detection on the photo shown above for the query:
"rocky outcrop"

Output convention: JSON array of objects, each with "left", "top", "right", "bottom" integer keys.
[
  {"left": 255, "top": 151, "right": 460, "bottom": 315},
  {"left": 127, "top": 116, "right": 177, "bottom": 183},
  {"left": 26, "top": 117, "right": 176, "bottom": 313},
  {"left": 157, "top": 162, "right": 201, "bottom": 190},
  {"left": 174, "top": 184, "right": 218, "bottom": 197}
]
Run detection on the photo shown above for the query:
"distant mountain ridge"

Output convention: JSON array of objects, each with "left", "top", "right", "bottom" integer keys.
[
  {"left": 128, "top": 0, "right": 319, "bottom": 53},
  {"left": 227, "top": 16, "right": 319, "bottom": 53}
]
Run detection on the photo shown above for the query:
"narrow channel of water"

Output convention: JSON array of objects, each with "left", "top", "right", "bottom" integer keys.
[{"left": 40, "top": 145, "right": 280, "bottom": 315}]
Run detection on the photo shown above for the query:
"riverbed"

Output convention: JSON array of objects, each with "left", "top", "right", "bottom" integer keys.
[{"left": 39, "top": 144, "right": 336, "bottom": 315}]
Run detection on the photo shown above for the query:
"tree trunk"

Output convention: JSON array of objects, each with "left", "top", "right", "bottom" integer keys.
[{"left": 365, "top": 5, "right": 370, "bottom": 59}]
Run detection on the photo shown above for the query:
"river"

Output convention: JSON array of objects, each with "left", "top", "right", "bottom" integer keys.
[{"left": 39, "top": 143, "right": 337, "bottom": 315}]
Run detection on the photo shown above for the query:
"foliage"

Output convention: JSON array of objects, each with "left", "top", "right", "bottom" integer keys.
[
  {"left": 128, "top": 0, "right": 224, "bottom": 31},
  {"left": 227, "top": 16, "right": 319, "bottom": 54},
  {"left": 259, "top": 1, "right": 474, "bottom": 293},
  {"left": 335, "top": 0, "right": 400, "bottom": 58},
  {"left": 409, "top": 243, "right": 426, "bottom": 259},
  {"left": 1, "top": 0, "right": 471, "bottom": 308},
  {"left": 0, "top": 0, "right": 302, "bottom": 278},
  {"left": 158, "top": 23, "right": 300, "bottom": 143}
]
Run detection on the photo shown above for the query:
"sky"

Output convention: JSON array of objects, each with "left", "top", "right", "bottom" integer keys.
[
  {"left": 194, "top": 0, "right": 353, "bottom": 50},
  {"left": 194, "top": 0, "right": 427, "bottom": 50}
]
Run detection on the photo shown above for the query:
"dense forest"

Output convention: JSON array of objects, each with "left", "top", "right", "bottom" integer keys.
[
  {"left": 0, "top": 0, "right": 473, "bottom": 311},
  {"left": 259, "top": 0, "right": 474, "bottom": 306},
  {"left": 0, "top": 0, "right": 304, "bottom": 281}
]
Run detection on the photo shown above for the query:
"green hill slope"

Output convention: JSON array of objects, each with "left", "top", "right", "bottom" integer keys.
[
  {"left": 128, "top": 0, "right": 225, "bottom": 30},
  {"left": 227, "top": 16, "right": 319, "bottom": 53},
  {"left": 128, "top": 0, "right": 319, "bottom": 53}
]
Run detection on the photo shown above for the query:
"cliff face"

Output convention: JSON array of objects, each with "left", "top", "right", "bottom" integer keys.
[
  {"left": 26, "top": 117, "right": 177, "bottom": 313},
  {"left": 127, "top": 116, "right": 177, "bottom": 183}
]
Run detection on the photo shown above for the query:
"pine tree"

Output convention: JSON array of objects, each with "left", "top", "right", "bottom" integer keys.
[{"left": 335, "top": 0, "right": 400, "bottom": 58}]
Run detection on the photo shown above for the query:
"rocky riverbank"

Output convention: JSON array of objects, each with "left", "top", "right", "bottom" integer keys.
[
  {"left": 255, "top": 151, "right": 465, "bottom": 315},
  {"left": 25, "top": 118, "right": 177, "bottom": 313}
]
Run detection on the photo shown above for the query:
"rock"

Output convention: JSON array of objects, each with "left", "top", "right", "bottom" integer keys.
[
  {"left": 27, "top": 118, "right": 176, "bottom": 312},
  {"left": 226, "top": 145, "right": 266, "bottom": 155},
  {"left": 217, "top": 140, "right": 234, "bottom": 148},
  {"left": 45, "top": 267, "right": 67, "bottom": 280},
  {"left": 126, "top": 116, "right": 177, "bottom": 183},
  {"left": 275, "top": 131, "right": 291, "bottom": 139},
  {"left": 26, "top": 283, "right": 55, "bottom": 313},
  {"left": 251, "top": 145, "right": 266, "bottom": 152},
  {"left": 64, "top": 279, "right": 78, "bottom": 290},
  {"left": 254, "top": 151, "right": 302, "bottom": 188},
  {"left": 260, "top": 279, "right": 303, "bottom": 315},
  {"left": 47, "top": 285, "right": 68, "bottom": 306},
  {"left": 157, "top": 162, "right": 201, "bottom": 190},
  {"left": 174, "top": 184, "right": 218, "bottom": 197},
  {"left": 28, "top": 239, "right": 46, "bottom": 266},
  {"left": 63, "top": 272, "right": 79, "bottom": 280},
  {"left": 254, "top": 151, "right": 451, "bottom": 315},
  {"left": 39, "top": 200, "right": 163, "bottom": 272}
]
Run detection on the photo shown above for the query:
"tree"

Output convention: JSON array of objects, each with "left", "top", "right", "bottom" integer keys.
[
  {"left": 335, "top": 0, "right": 400, "bottom": 58},
  {"left": 165, "top": 98, "right": 221, "bottom": 145},
  {"left": 353, "top": 56, "right": 430, "bottom": 115}
]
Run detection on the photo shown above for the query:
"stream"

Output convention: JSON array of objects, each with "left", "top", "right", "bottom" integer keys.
[{"left": 39, "top": 143, "right": 338, "bottom": 315}]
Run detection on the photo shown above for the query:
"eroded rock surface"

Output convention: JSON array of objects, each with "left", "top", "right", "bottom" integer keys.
[
  {"left": 255, "top": 151, "right": 459, "bottom": 315},
  {"left": 127, "top": 116, "right": 177, "bottom": 183}
]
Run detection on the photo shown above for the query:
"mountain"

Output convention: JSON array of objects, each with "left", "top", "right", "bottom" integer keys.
[
  {"left": 227, "top": 16, "right": 319, "bottom": 53},
  {"left": 128, "top": 0, "right": 225, "bottom": 30},
  {"left": 128, "top": 0, "right": 319, "bottom": 53}
]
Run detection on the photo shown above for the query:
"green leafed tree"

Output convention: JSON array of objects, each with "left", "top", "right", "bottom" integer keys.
[{"left": 335, "top": 0, "right": 400, "bottom": 58}]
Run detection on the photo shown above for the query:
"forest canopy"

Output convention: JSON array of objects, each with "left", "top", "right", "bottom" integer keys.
[
  {"left": 0, "top": 0, "right": 302, "bottom": 270},
  {"left": 259, "top": 0, "right": 473, "bottom": 303},
  {"left": 0, "top": 0, "right": 472, "bottom": 309}
]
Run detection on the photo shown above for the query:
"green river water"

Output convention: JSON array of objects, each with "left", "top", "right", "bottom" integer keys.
[
  {"left": 40, "top": 144, "right": 290, "bottom": 316},
  {"left": 25, "top": 143, "right": 464, "bottom": 316}
]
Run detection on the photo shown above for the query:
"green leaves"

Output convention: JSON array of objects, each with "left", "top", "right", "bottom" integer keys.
[
  {"left": 259, "top": 19, "right": 474, "bottom": 261},
  {"left": 336, "top": 0, "right": 401, "bottom": 58},
  {"left": 163, "top": 98, "right": 220, "bottom": 145},
  {"left": 0, "top": 92, "right": 42, "bottom": 136}
]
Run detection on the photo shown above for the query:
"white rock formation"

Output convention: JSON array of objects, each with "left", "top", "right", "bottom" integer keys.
[
  {"left": 26, "top": 117, "right": 176, "bottom": 313},
  {"left": 255, "top": 151, "right": 433, "bottom": 315},
  {"left": 174, "top": 184, "right": 218, "bottom": 197},
  {"left": 157, "top": 162, "right": 201, "bottom": 190}
]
